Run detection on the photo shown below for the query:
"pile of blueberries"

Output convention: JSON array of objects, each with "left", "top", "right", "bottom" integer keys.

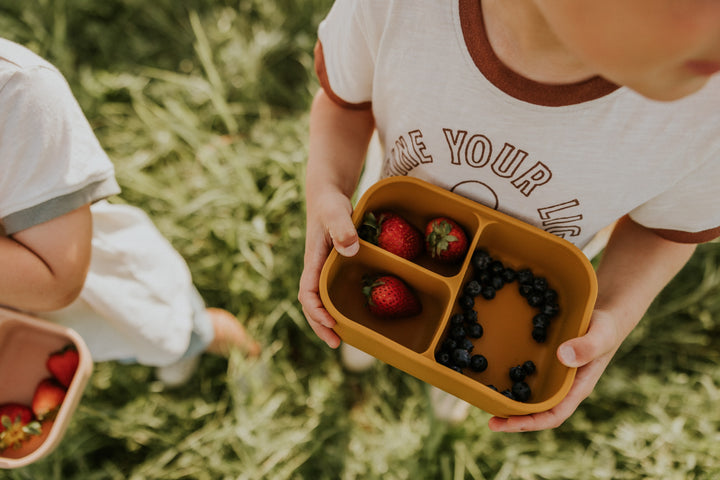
[{"left": 433, "top": 248, "right": 561, "bottom": 402}]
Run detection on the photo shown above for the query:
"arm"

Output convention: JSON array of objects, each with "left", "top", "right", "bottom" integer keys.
[
  {"left": 0, "top": 204, "right": 93, "bottom": 311},
  {"left": 298, "top": 88, "right": 375, "bottom": 348},
  {"left": 489, "top": 215, "right": 696, "bottom": 432}
]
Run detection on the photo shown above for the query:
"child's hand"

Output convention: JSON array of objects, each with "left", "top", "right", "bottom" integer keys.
[
  {"left": 487, "top": 310, "right": 620, "bottom": 432},
  {"left": 298, "top": 189, "right": 359, "bottom": 348},
  {"left": 488, "top": 217, "right": 697, "bottom": 432}
]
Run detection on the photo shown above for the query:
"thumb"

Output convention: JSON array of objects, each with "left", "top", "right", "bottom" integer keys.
[
  {"left": 327, "top": 210, "right": 359, "bottom": 257},
  {"left": 557, "top": 313, "right": 619, "bottom": 368}
]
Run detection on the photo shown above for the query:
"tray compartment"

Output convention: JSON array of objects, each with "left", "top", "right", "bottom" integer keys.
[
  {"left": 353, "top": 178, "right": 483, "bottom": 278},
  {"left": 0, "top": 310, "right": 92, "bottom": 469},
  {"left": 322, "top": 245, "right": 452, "bottom": 354}
]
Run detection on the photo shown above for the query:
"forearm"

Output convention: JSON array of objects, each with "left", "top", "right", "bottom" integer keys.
[
  {"left": 594, "top": 216, "right": 696, "bottom": 338},
  {"left": 306, "top": 88, "right": 375, "bottom": 206},
  {"left": 0, "top": 205, "right": 92, "bottom": 311},
  {"left": 0, "top": 237, "right": 67, "bottom": 309}
]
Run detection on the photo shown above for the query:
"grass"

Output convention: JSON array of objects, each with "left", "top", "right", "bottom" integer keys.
[{"left": 1, "top": 1, "right": 720, "bottom": 479}]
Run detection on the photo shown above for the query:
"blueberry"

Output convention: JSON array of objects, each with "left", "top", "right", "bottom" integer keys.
[
  {"left": 452, "top": 348, "right": 470, "bottom": 368},
  {"left": 501, "top": 267, "right": 516, "bottom": 283},
  {"left": 544, "top": 289, "right": 558, "bottom": 303},
  {"left": 531, "top": 325, "right": 547, "bottom": 343},
  {"left": 476, "top": 270, "right": 491, "bottom": 285},
  {"left": 441, "top": 337, "right": 458, "bottom": 351},
  {"left": 466, "top": 321, "right": 484, "bottom": 339},
  {"left": 490, "top": 275, "right": 505, "bottom": 290},
  {"left": 471, "top": 249, "right": 492, "bottom": 270},
  {"left": 489, "top": 260, "right": 504, "bottom": 275},
  {"left": 527, "top": 293, "right": 544, "bottom": 307},
  {"left": 509, "top": 365, "right": 526, "bottom": 382},
  {"left": 463, "top": 309, "right": 478, "bottom": 323},
  {"left": 519, "top": 284, "right": 534, "bottom": 298},
  {"left": 501, "top": 389, "right": 516, "bottom": 400},
  {"left": 512, "top": 381, "right": 531, "bottom": 402},
  {"left": 517, "top": 269, "right": 533, "bottom": 285},
  {"left": 449, "top": 365, "right": 463, "bottom": 373},
  {"left": 458, "top": 294, "right": 475, "bottom": 310},
  {"left": 481, "top": 286, "right": 496, "bottom": 300},
  {"left": 541, "top": 302, "right": 560, "bottom": 317},
  {"left": 470, "top": 354, "right": 488, "bottom": 372},
  {"left": 450, "top": 313, "right": 465, "bottom": 325},
  {"left": 532, "top": 276, "right": 548, "bottom": 292},
  {"left": 532, "top": 313, "right": 550, "bottom": 329},
  {"left": 464, "top": 280, "right": 482, "bottom": 297},
  {"left": 522, "top": 360, "right": 536, "bottom": 375},
  {"left": 435, "top": 351, "right": 451, "bottom": 365},
  {"left": 449, "top": 325, "right": 466, "bottom": 340},
  {"left": 459, "top": 338, "right": 475, "bottom": 352},
  {"left": 487, "top": 384, "right": 499, "bottom": 392}
]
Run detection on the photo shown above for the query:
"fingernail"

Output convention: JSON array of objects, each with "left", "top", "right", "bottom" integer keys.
[
  {"left": 558, "top": 345, "right": 576, "bottom": 366},
  {"left": 336, "top": 242, "right": 359, "bottom": 257}
]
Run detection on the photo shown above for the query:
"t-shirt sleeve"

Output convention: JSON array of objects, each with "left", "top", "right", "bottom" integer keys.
[
  {"left": 315, "top": 0, "right": 387, "bottom": 109},
  {"left": 0, "top": 65, "right": 120, "bottom": 235},
  {"left": 628, "top": 155, "right": 720, "bottom": 243}
]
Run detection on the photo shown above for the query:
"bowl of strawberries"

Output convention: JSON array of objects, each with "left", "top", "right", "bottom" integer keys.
[
  {"left": 320, "top": 176, "right": 597, "bottom": 417},
  {"left": 0, "top": 308, "right": 92, "bottom": 469}
]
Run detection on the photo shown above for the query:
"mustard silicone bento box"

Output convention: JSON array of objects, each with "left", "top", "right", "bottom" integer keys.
[
  {"left": 0, "top": 308, "right": 92, "bottom": 469},
  {"left": 320, "top": 176, "right": 597, "bottom": 417}
]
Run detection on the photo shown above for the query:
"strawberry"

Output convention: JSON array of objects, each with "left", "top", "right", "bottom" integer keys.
[
  {"left": 359, "top": 211, "right": 423, "bottom": 260},
  {"left": 0, "top": 403, "right": 42, "bottom": 451},
  {"left": 362, "top": 274, "right": 422, "bottom": 318},
  {"left": 31, "top": 378, "right": 66, "bottom": 421},
  {"left": 425, "top": 217, "right": 469, "bottom": 262},
  {"left": 46, "top": 343, "right": 79, "bottom": 388}
]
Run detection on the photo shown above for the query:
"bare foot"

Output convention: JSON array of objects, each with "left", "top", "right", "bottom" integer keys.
[{"left": 205, "top": 308, "right": 261, "bottom": 357}]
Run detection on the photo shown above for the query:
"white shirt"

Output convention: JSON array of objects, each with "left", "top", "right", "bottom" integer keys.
[
  {"left": 0, "top": 39, "right": 207, "bottom": 366},
  {"left": 0, "top": 38, "right": 120, "bottom": 234},
  {"left": 316, "top": 0, "right": 720, "bottom": 248}
]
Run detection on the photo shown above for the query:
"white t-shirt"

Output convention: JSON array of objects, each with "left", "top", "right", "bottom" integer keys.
[
  {"left": 0, "top": 38, "right": 120, "bottom": 233},
  {"left": 0, "top": 39, "right": 210, "bottom": 366},
  {"left": 316, "top": 0, "right": 720, "bottom": 248}
]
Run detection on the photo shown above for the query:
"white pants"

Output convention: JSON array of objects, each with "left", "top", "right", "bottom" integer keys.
[{"left": 40, "top": 201, "right": 214, "bottom": 367}]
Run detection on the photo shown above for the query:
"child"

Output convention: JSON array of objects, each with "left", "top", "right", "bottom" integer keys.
[
  {"left": 298, "top": 0, "right": 720, "bottom": 432},
  {"left": 0, "top": 37, "right": 260, "bottom": 386}
]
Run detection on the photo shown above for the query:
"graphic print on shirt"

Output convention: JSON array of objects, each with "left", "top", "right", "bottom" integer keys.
[{"left": 381, "top": 128, "right": 584, "bottom": 240}]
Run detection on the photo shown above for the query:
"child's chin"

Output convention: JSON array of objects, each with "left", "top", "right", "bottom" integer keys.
[{"left": 630, "top": 77, "right": 710, "bottom": 102}]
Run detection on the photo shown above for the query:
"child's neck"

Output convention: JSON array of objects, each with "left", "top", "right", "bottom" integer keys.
[{"left": 482, "top": 0, "right": 597, "bottom": 84}]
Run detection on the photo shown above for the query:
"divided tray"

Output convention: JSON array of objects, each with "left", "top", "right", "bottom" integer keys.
[{"left": 320, "top": 176, "right": 597, "bottom": 417}]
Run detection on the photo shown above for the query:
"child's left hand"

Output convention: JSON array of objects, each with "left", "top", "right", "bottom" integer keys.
[
  {"left": 487, "top": 216, "right": 697, "bottom": 432},
  {"left": 487, "top": 309, "right": 619, "bottom": 432}
]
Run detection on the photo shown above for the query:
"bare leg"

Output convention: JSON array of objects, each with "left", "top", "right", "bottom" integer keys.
[{"left": 205, "top": 308, "right": 261, "bottom": 357}]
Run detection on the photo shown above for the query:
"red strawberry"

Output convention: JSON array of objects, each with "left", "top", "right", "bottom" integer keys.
[
  {"left": 359, "top": 211, "right": 423, "bottom": 260},
  {"left": 425, "top": 217, "right": 469, "bottom": 262},
  {"left": 362, "top": 274, "right": 422, "bottom": 318},
  {"left": 31, "top": 378, "right": 66, "bottom": 421},
  {"left": 0, "top": 403, "right": 42, "bottom": 451},
  {"left": 46, "top": 344, "right": 79, "bottom": 388}
]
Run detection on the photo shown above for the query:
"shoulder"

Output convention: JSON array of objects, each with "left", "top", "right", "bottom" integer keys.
[
  {"left": 0, "top": 38, "right": 56, "bottom": 70},
  {"left": 0, "top": 42, "right": 79, "bottom": 133},
  {"left": 0, "top": 38, "right": 69, "bottom": 107}
]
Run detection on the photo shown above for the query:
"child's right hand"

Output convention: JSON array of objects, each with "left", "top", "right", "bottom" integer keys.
[{"left": 298, "top": 188, "right": 359, "bottom": 348}]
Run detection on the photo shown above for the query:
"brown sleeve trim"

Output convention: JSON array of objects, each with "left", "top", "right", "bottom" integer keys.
[
  {"left": 649, "top": 225, "right": 720, "bottom": 244},
  {"left": 314, "top": 40, "right": 372, "bottom": 111},
  {"left": 626, "top": 215, "right": 720, "bottom": 244}
]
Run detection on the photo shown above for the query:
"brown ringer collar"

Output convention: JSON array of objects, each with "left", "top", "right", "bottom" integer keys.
[{"left": 459, "top": 0, "right": 620, "bottom": 106}]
